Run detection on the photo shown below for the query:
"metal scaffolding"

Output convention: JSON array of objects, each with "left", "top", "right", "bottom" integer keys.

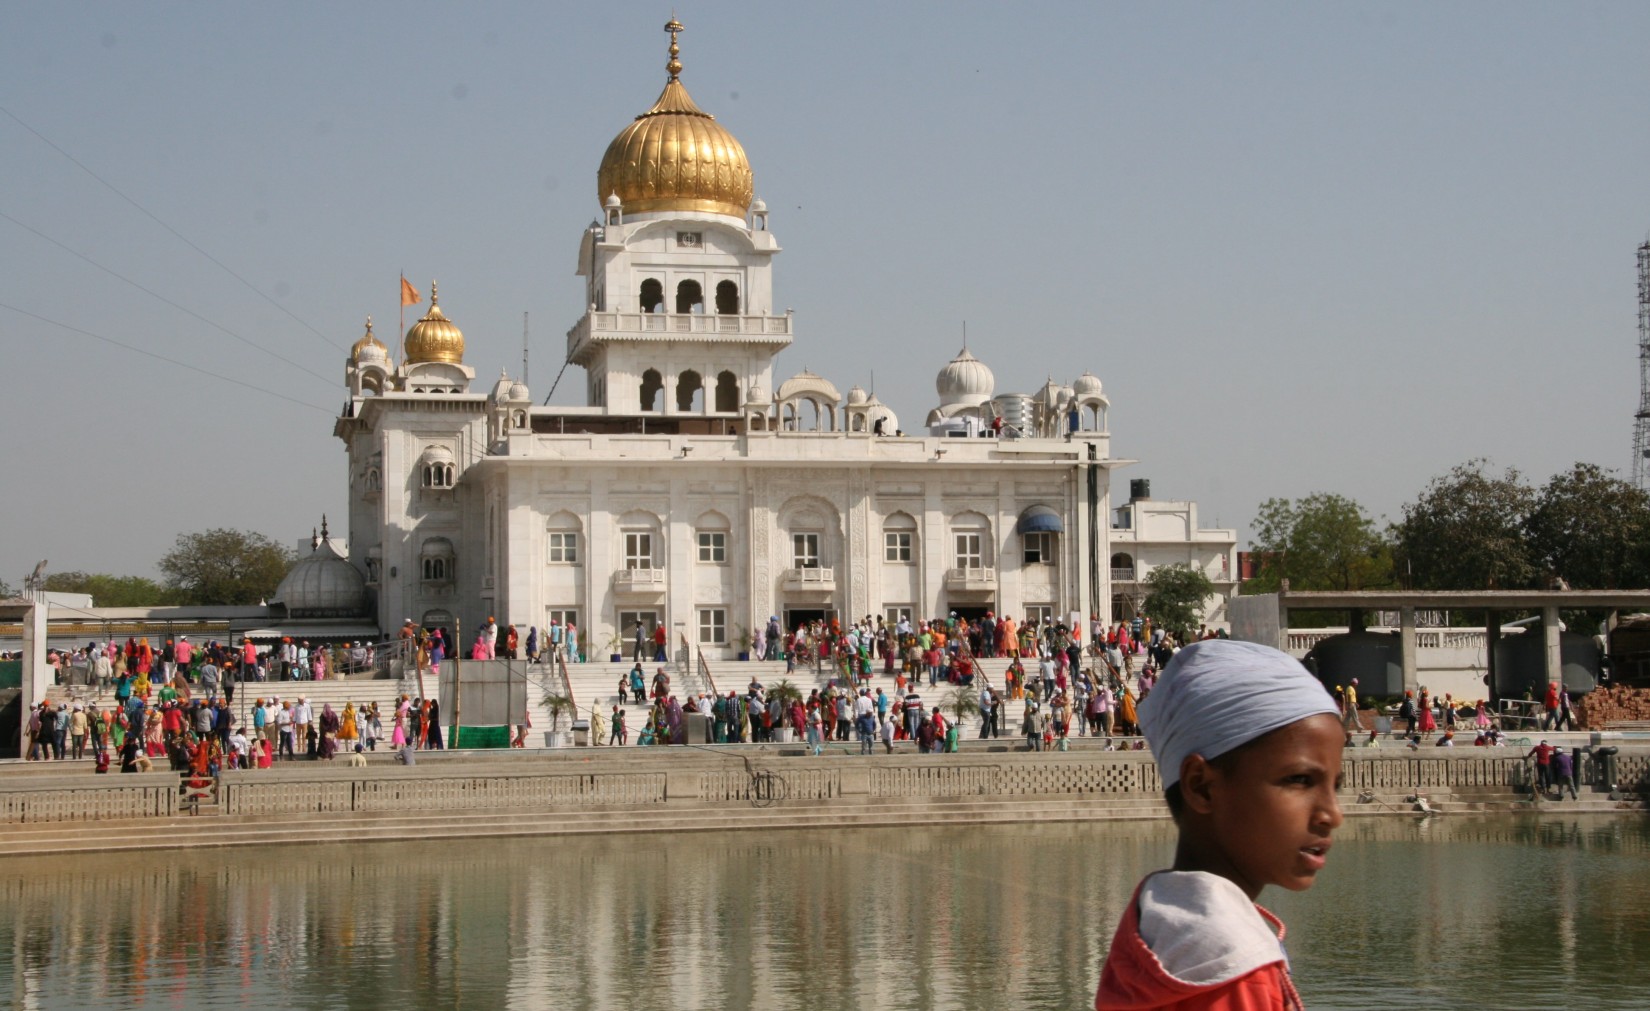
[{"left": 1634, "top": 242, "right": 1650, "bottom": 490}]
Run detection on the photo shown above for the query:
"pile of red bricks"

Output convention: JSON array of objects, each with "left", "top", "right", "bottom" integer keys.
[{"left": 1577, "top": 686, "right": 1650, "bottom": 729}]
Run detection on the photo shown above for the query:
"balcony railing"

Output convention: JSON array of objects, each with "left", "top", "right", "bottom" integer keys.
[
  {"left": 568, "top": 311, "right": 793, "bottom": 357},
  {"left": 611, "top": 568, "right": 666, "bottom": 594},
  {"left": 781, "top": 567, "right": 835, "bottom": 592},
  {"left": 944, "top": 567, "right": 997, "bottom": 591},
  {"left": 1111, "top": 568, "right": 1137, "bottom": 582}
]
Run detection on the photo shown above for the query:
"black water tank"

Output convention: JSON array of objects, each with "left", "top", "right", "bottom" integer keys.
[{"left": 1130, "top": 479, "right": 1151, "bottom": 501}]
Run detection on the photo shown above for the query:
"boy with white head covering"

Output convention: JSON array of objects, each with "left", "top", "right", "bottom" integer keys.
[{"left": 1096, "top": 639, "right": 1343, "bottom": 1010}]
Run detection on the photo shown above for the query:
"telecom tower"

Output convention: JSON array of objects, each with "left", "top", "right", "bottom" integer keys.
[{"left": 1635, "top": 241, "right": 1650, "bottom": 490}]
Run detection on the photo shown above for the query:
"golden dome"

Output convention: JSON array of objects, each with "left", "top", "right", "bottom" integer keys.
[
  {"left": 596, "top": 19, "right": 753, "bottom": 219},
  {"left": 403, "top": 282, "right": 465, "bottom": 365},
  {"left": 351, "top": 316, "right": 388, "bottom": 361}
]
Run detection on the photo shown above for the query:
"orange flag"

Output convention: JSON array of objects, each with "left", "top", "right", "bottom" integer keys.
[{"left": 400, "top": 277, "right": 421, "bottom": 306}]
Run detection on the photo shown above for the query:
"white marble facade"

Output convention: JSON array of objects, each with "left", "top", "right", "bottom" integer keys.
[{"left": 332, "top": 31, "right": 1234, "bottom": 658}]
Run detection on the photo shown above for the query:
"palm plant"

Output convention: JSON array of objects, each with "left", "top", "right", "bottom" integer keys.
[
  {"left": 941, "top": 686, "right": 981, "bottom": 724},
  {"left": 540, "top": 692, "right": 572, "bottom": 731}
]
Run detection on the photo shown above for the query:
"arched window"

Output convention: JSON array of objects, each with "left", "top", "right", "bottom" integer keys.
[
  {"left": 675, "top": 279, "right": 703, "bottom": 314},
  {"left": 421, "top": 537, "right": 455, "bottom": 583},
  {"left": 419, "top": 447, "right": 456, "bottom": 489},
  {"left": 676, "top": 370, "right": 704, "bottom": 412},
  {"left": 640, "top": 278, "right": 663, "bottom": 313},
  {"left": 715, "top": 280, "right": 739, "bottom": 314},
  {"left": 364, "top": 467, "right": 381, "bottom": 493},
  {"left": 1111, "top": 553, "right": 1136, "bottom": 579},
  {"left": 640, "top": 369, "right": 663, "bottom": 412},
  {"left": 714, "top": 371, "right": 739, "bottom": 413},
  {"left": 883, "top": 512, "right": 917, "bottom": 564},
  {"left": 696, "top": 510, "right": 731, "bottom": 565},
  {"left": 951, "top": 512, "right": 992, "bottom": 570}
]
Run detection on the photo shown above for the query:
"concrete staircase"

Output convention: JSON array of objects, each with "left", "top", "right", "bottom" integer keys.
[{"left": 553, "top": 653, "right": 1154, "bottom": 744}]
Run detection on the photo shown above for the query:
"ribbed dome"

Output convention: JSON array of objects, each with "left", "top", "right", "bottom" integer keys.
[
  {"left": 404, "top": 282, "right": 465, "bottom": 365},
  {"left": 936, "top": 347, "right": 995, "bottom": 407},
  {"left": 1072, "top": 371, "right": 1103, "bottom": 397},
  {"left": 846, "top": 385, "right": 869, "bottom": 406},
  {"left": 270, "top": 540, "right": 368, "bottom": 619},
  {"left": 508, "top": 381, "right": 530, "bottom": 402},
  {"left": 596, "top": 20, "right": 753, "bottom": 219},
  {"left": 351, "top": 317, "right": 388, "bottom": 363}
]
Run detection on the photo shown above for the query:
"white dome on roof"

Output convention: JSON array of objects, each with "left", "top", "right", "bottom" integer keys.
[
  {"left": 776, "top": 370, "right": 841, "bottom": 403},
  {"left": 270, "top": 540, "right": 367, "bottom": 619},
  {"left": 1072, "top": 372, "right": 1103, "bottom": 397},
  {"left": 744, "top": 384, "right": 769, "bottom": 405},
  {"left": 508, "top": 381, "right": 530, "bottom": 402},
  {"left": 846, "top": 385, "right": 868, "bottom": 406},
  {"left": 491, "top": 370, "right": 513, "bottom": 401},
  {"left": 936, "top": 347, "right": 994, "bottom": 408}
]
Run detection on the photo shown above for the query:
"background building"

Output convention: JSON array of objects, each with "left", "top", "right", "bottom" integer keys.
[{"left": 332, "top": 25, "right": 1237, "bottom": 657}]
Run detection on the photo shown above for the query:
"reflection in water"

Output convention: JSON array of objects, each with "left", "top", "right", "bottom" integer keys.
[{"left": 1, "top": 816, "right": 1647, "bottom": 1009}]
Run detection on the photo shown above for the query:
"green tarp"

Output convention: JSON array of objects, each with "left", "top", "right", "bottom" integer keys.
[
  {"left": 0, "top": 660, "right": 20, "bottom": 689},
  {"left": 451, "top": 724, "right": 511, "bottom": 749}
]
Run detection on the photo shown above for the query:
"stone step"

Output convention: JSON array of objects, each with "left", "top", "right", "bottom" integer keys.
[{"left": 0, "top": 795, "right": 1173, "bottom": 856}]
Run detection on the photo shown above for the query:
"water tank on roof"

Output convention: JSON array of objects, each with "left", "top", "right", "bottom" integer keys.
[
  {"left": 991, "top": 394, "right": 1034, "bottom": 437},
  {"left": 1494, "top": 631, "right": 1599, "bottom": 696},
  {"left": 1305, "top": 631, "right": 1403, "bottom": 698},
  {"left": 1130, "top": 479, "right": 1151, "bottom": 501}
]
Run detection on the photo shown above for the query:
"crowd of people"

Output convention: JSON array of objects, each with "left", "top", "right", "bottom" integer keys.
[{"left": 19, "top": 628, "right": 465, "bottom": 773}]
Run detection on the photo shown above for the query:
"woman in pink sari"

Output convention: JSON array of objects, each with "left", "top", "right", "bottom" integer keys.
[
  {"left": 144, "top": 711, "right": 165, "bottom": 757},
  {"left": 392, "top": 697, "right": 410, "bottom": 748}
]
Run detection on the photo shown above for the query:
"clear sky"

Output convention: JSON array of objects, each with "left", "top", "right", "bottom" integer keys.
[{"left": 4, "top": 2, "right": 1649, "bottom": 586}]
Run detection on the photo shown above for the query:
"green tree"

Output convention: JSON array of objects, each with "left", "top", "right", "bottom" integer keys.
[
  {"left": 1526, "top": 463, "right": 1650, "bottom": 589},
  {"left": 1245, "top": 493, "right": 1393, "bottom": 594},
  {"left": 158, "top": 528, "right": 294, "bottom": 605},
  {"left": 1143, "top": 564, "right": 1215, "bottom": 641},
  {"left": 1394, "top": 460, "right": 1536, "bottom": 590},
  {"left": 44, "top": 571, "right": 181, "bottom": 607}
]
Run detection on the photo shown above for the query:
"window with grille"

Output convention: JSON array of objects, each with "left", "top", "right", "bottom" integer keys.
[
  {"left": 792, "top": 533, "right": 820, "bottom": 568},
  {"left": 698, "top": 608, "right": 727, "bottom": 644},
  {"left": 885, "top": 532, "right": 912, "bottom": 562},
  {"left": 548, "top": 532, "right": 579, "bottom": 564},
  {"left": 1023, "top": 532, "right": 1053, "bottom": 565},
  {"left": 624, "top": 532, "right": 654, "bottom": 570},
  {"left": 697, "top": 531, "right": 726, "bottom": 563}
]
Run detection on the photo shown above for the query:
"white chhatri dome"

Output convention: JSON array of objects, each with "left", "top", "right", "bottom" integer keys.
[
  {"left": 270, "top": 539, "right": 368, "bottom": 618},
  {"left": 936, "top": 347, "right": 994, "bottom": 407},
  {"left": 846, "top": 385, "right": 869, "bottom": 406},
  {"left": 1072, "top": 371, "right": 1103, "bottom": 397}
]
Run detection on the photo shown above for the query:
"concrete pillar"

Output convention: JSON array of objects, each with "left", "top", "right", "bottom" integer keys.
[
  {"left": 1399, "top": 606, "right": 1418, "bottom": 692},
  {"left": 19, "top": 596, "right": 50, "bottom": 717},
  {"left": 1542, "top": 605, "right": 1563, "bottom": 691},
  {"left": 1485, "top": 610, "right": 1501, "bottom": 704}
]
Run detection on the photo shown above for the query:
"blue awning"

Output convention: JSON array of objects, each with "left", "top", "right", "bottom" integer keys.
[{"left": 1017, "top": 505, "right": 1064, "bottom": 534}]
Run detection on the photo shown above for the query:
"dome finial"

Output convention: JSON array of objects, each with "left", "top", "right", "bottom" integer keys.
[
  {"left": 665, "top": 16, "right": 684, "bottom": 80},
  {"left": 430, "top": 280, "right": 439, "bottom": 306},
  {"left": 365, "top": 315, "right": 373, "bottom": 333}
]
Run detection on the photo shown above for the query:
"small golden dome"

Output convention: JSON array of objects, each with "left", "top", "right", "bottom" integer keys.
[
  {"left": 404, "top": 282, "right": 465, "bottom": 365},
  {"left": 596, "top": 19, "right": 753, "bottom": 219},
  {"left": 351, "top": 316, "right": 389, "bottom": 361}
]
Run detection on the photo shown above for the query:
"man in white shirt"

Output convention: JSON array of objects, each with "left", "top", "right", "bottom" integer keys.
[
  {"left": 227, "top": 728, "right": 251, "bottom": 768},
  {"left": 275, "top": 702, "right": 296, "bottom": 759},
  {"left": 292, "top": 696, "right": 311, "bottom": 756}
]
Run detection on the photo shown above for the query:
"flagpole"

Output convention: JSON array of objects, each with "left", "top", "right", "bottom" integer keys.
[{"left": 399, "top": 272, "right": 406, "bottom": 370}]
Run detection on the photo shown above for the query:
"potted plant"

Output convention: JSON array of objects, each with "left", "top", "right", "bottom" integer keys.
[
  {"left": 736, "top": 624, "right": 753, "bottom": 662},
  {"left": 602, "top": 629, "right": 625, "bottom": 663},
  {"left": 541, "top": 692, "right": 572, "bottom": 747},
  {"left": 766, "top": 679, "right": 803, "bottom": 743}
]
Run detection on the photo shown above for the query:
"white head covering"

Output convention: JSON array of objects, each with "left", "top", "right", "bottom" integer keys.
[{"left": 1138, "top": 639, "right": 1338, "bottom": 788}]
